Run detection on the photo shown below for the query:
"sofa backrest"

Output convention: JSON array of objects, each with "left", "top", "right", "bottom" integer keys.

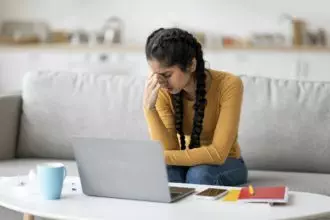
[
  {"left": 239, "top": 75, "right": 330, "bottom": 173},
  {"left": 16, "top": 71, "right": 330, "bottom": 174},
  {"left": 16, "top": 71, "right": 150, "bottom": 159}
]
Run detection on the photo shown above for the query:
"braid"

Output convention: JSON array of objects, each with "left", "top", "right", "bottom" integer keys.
[
  {"left": 173, "top": 92, "right": 186, "bottom": 150},
  {"left": 146, "top": 28, "right": 164, "bottom": 45},
  {"left": 189, "top": 42, "right": 207, "bottom": 149},
  {"left": 145, "top": 28, "right": 207, "bottom": 150},
  {"left": 145, "top": 28, "right": 164, "bottom": 56}
]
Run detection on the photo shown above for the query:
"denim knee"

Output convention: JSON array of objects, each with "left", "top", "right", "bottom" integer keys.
[
  {"left": 186, "top": 161, "right": 248, "bottom": 186},
  {"left": 186, "top": 165, "right": 215, "bottom": 185},
  {"left": 166, "top": 165, "right": 187, "bottom": 183}
]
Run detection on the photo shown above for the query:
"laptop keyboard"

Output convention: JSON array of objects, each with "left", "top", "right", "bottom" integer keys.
[
  {"left": 169, "top": 186, "right": 195, "bottom": 198},
  {"left": 170, "top": 192, "right": 182, "bottom": 198}
]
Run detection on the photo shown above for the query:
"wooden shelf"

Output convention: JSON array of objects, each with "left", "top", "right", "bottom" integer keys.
[
  {"left": 0, "top": 43, "right": 144, "bottom": 52},
  {"left": 213, "top": 45, "right": 330, "bottom": 52},
  {"left": 1, "top": 43, "right": 330, "bottom": 53}
]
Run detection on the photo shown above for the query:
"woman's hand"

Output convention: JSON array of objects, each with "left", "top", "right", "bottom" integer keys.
[
  {"left": 143, "top": 73, "right": 160, "bottom": 110},
  {"left": 143, "top": 73, "right": 168, "bottom": 110}
]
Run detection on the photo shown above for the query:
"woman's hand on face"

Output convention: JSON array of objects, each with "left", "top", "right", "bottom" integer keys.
[
  {"left": 143, "top": 73, "right": 160, "bottom": 110},
  {"left": 157, "top": 74, "right": 168, "bottom": 88},
  {"left": 143, "top": 73, "right": 169, "bottom": 110}
]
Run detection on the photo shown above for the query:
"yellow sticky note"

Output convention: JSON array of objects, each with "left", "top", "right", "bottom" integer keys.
[{"left": 222, "top": 189, "right": 241, "bottom": 202}]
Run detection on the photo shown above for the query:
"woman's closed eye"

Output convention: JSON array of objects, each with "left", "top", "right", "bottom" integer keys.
[
  {"left": 157, "top": 71, "right": 172, "bottom": 79},
  {"left": 157, "top": 74, "right": 170, "bottom": 82},
  {"left": 163, "top": 73, "right": 172, "bottom": 79}
]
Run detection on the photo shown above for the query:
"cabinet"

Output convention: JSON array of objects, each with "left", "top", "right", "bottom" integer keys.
[
  {"left": 0, "top": 50, "right": 149, "bottom": 93},
  {"left": 0, "top": 52, "right": 30, "bottom": 93},
  {"left": 238, "top": 52, "right": 300, "bottom": 80},
  {"left": 296, "top": 54, "right": 330, "bottom": 81},
  {"left": 2, "top": 46, "right": 330, "bottom": 94},
  {"left": 205, "top": 50, "right": 300, "bottom": 80},
  {"left": 26, "top": 51, "right": 148, "bottom": 75},
  {"left": 204, "top": 51, "right": 248, "bottom": 75},
  {"left": 206, "top": 50, "right": 330, "bottom": 82}
]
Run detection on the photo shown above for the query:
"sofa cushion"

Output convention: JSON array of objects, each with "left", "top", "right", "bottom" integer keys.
[
  {"left": 16, "top": 71, "right": 149, "bottom": 159},
  {"left": 0, "top": 93, "right": 21, "bottom": 160},
  {"left": 16, "top": 72, "right": 330, "bottom": 173},
  {"left": 0, "top": 208, "right": 22, "bottom": 220},
  {"left": 248, "top": 170, "right": 330, "bottom": 196},
  {"left": 239, "top": 76, "right": 330, "bottom": 174}
]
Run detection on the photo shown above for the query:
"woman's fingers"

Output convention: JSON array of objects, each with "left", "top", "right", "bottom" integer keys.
[
  {"left": 148, "top": 74, "right": 159, "bottom": 90},
  {"left": 147, "top": 73, "right": 168, "bottom": 91},
  {"left": 150, "top": 83, "right": 161, "bottom": 98}
]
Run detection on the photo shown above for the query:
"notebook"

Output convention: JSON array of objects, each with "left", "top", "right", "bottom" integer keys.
[
  {"left": 222, "top": 189, "right": 241, "bottom": 202},
  {"left": 238, "top": 186, "right": 289, "bottom": 204}
]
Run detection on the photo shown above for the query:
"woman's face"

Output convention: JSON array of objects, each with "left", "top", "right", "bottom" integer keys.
[{"left": 148, "top": 59, "right": 192, "bottom": 94}]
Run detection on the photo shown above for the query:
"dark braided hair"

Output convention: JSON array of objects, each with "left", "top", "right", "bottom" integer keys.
[{"left": 145, "top": 28, "right": 207, "bottom": 150}]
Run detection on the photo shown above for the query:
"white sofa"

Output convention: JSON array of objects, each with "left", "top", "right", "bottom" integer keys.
[{"left": 1, "top": 71, "right": 330, "bottom": 219}]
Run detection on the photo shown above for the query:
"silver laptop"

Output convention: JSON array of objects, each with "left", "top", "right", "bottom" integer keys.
[{"left": 71, "top": 137, "right": 195, "bottom": 203}]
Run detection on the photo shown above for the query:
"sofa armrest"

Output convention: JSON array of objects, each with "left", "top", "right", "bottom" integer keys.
[{"left": 0, "top": 93, "right": 21, "bottom": 160}]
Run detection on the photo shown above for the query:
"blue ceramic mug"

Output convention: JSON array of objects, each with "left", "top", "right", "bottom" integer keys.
[{"left": 37, "top": 163, "right": 67, "bottom": 200}]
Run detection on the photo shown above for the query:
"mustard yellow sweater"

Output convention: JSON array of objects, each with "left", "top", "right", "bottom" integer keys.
[{"left": 144, "top": 70, "right": 243, "bottom": 166}]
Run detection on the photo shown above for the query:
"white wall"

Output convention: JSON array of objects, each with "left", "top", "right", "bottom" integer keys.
[{"left": 1, "top": 0, "right": 330, "bottom": 45}]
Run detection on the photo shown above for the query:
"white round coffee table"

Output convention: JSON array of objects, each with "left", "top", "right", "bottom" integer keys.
[{"left": 1, "top": 176, "right": 330, "bottom": 220}]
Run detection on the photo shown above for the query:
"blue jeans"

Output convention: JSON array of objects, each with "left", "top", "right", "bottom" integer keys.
[{"left": 166, "top": 158, "right": 248, "bottom": 186}]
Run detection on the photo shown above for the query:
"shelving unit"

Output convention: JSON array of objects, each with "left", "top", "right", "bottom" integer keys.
[
  {"left": 216, "top": 45, "right": 330, "bottom": 53},
  {"left": 1, "top": 43, "right": 330, "bottom": 94},
  {"left": 1, "top": 43, "right": 330, "bottom": 53}
]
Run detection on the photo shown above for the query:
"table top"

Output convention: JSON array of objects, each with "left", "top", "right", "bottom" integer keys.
[{"left": 1, "top": 176, "right": 330, "bottom": 220}]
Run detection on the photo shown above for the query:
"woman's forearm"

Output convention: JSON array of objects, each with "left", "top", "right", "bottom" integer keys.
[{"left": 144, "top": 108, "right": 180, "bottom": 150}]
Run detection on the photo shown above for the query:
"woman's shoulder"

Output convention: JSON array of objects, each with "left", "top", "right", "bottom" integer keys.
[
  {"left": 208, "top": 69, "right": 243, "bottom": 92},
  {"left": 156, "top": 88, "right": 173, "bottom": 107}
]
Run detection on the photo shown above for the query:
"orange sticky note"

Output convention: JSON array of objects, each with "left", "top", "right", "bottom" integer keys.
[
  {"left": 222, "top": 189, "right": 241, "bottom": 202},
  {"left": 248, "top": 185, "right": 255, "bottom": 196}
]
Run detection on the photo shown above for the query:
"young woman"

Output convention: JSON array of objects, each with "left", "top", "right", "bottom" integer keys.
[{"left": 143, "top": 27, "right": 248, "bottom": 186}]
